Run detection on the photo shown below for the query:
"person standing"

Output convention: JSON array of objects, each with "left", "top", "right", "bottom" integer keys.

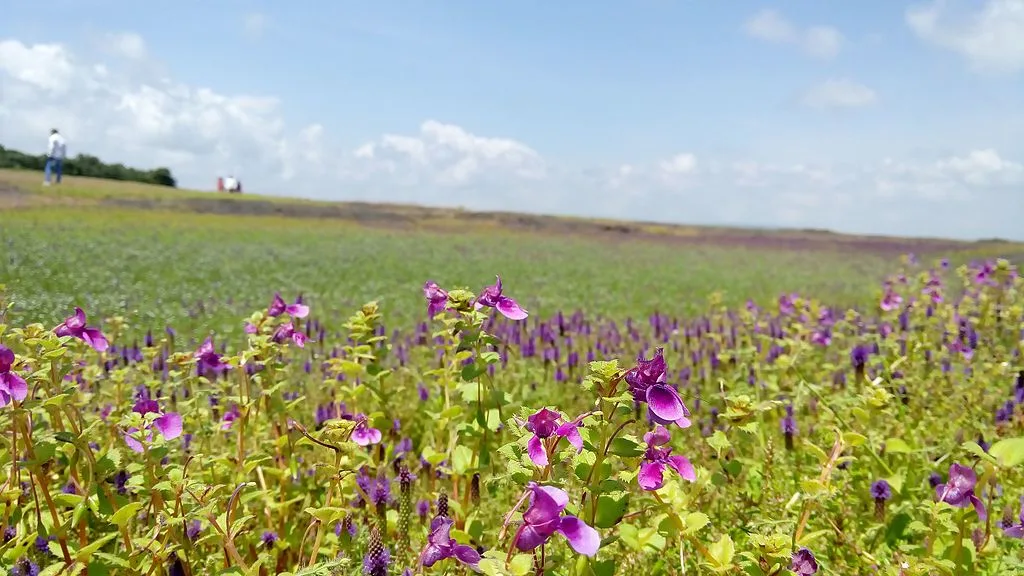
[{"left": 44, "top": 128, "right": 67, "bottom": 186}]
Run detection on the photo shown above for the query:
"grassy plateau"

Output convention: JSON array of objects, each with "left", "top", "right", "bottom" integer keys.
[{"left": 0, "top": 168, "right": 1022, "bottom": 576}]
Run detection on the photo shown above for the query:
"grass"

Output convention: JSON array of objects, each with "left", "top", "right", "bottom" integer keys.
[{"left": 1, "top": 168, "right": 1021, "bottom": 340}]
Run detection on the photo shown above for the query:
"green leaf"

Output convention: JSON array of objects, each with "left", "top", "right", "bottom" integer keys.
[
  {"left": 843, "top": 432, "right": 868, "bottom": 447},
  {"left": 683, "top": 512, "right": 709, "bottom": 535},
  {"left": 884, "top": 438, "right": 912, "bottom": 454},
  {"left": 452, "top": 445, "right": 474, "bottom": 475},
  {"left": 988, "top": 437, "right": 1024, "bottom": 468},
  {"left": 607, "top": 437, "right": 644, "bottom": 458},
  {"left": 705, "top": 533, "right": 736, "bottom": 572},
  {"left": 75, "top": 532, "right": 118, "bottom": 562},
  {"left": 706, "top": 431, "right": 731, "bottom": 456},
  {"left": 595, "top": 492, "right": 629, "bottom": 529},
  {"left": 508, "top": 554, "right": 533, "bottom": 576},
  {"left": 108, "top": 502, "right": 143, "bottom": 527}
]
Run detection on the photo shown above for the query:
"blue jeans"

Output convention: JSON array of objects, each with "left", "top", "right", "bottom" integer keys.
[{"left": 45, "top": 157, "right": 63, "bottom": 183}]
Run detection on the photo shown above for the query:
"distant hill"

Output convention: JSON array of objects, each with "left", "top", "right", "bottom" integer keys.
[{"left": 0, "top": 144, "right": 177, "bottom": 188}]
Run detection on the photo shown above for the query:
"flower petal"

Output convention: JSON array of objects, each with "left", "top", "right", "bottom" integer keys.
[
  {"left": 638, "top": 461, "right": 665, "bottom": 491},
  {"left": 82, "top": 328, "right": 109, "bottom": 352},
  {"left": 286, "top": 303, "right": 310, "bottom": 318},
  {"left": 556, "top": 423, "right": 584, "bottom": 453},
  {"left": 534, "top": 485, "right": 569, "bottom": 510},
  {"left": 667, "top": 455, "right": 696, "bottom": 482},
  {"left": 420, "top": 543, "right": 448, "bottom": 567},
  {"left": 123, "top": 427, "right": 150, "bottom": 453},
  {"left": 154, "top": 412, "right": 183, "bottom": 441},
  {"left": 557, "top": 515, "right": 600, "bottom": 556},
  {"left": 1, "top": 373, "right": 28, "bottom": 403},
  {"left": 352, "top": 425, "right": 382, "bottom": 446},
  {"left": 645, "top": 384, "right": 687, "bottom": 423},
  {"left": 514, "top": 524, "right": 546, "bottom": 552},
  {"left": 453, "top": 544, "right": 481, "bottom": 567},
  {"left": 527, "top": 435, "right": 549, "bottom": 467},
  {"left": 496, "top": 296, "right": 528, "bottom": 320}
]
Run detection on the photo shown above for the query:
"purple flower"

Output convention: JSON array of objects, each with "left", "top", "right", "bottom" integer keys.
[
  {"left": 520, "top": 408, "right": 585, "bottom": 467},
  {"left": 474, "top": 276, "right": 528, "bottom": 321},
  {"left": 419, "top": 517, "right": 481, "bottom": 570},
  {"left": 624, "top": 348, "right": 692, "bottom": 428},
  {"left": 220, "top": 404, "right": 241, "bottom": 430},
  {"left": 880, "top": 286, "right": 903, "bottom": 312},
  {"left": 268, "top": 293, "right": 309, "bottom": 318},
  {"left": 936, "top": 463, "right": 987, "bottom": 520},
  {"left": 423, "top": 281, "right": 449, "bottom": 318},
  {"left": 194, "top": 338, "right": 230, "bottom": 372},
  {"left": 123, "top": 398, "right": 183, "bottom": 453},
  {"left": 261, "top": 530, "right": 278, "bottom": 548},
  {"left": 0, "top": 345, "right": 28, "bottom": 407},
  {"left": 637, "top": 425, "right": 695, "bottom": 491},
  {"left": 10, "top": 558, "right": 40, "bottom": 576},
  {"left": 54, "top": 307, "right": 109, "bottom": 352},
  {"left": 272, "top": 322, "right": 308, "bottom": 348},
  {"left": 511, "top": 483, "right": 599, "bottom": 556},
  {"left": 790, "top": 548, "right": 818, "bottom": 575},
  {"left": 870, "top": 479, "right": 892, "bottom": 501},
  {"left": 351, "top": 414, "right": 383, "bottom": 446},
  {"left": 1002, "top": 496, "right": 1024, "bottom": 538}
]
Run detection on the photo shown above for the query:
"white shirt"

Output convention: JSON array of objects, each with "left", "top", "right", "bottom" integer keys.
[
  {"left": 48, "top": 133, "right": 66, "bottom": 159},
  {"left": 223, "top": 176, "right": 237, "bottom": 191}
]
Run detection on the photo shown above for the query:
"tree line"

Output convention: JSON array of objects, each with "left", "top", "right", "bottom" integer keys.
[{"left": 0, "top": 144, "right": 177, "bottom": 188}]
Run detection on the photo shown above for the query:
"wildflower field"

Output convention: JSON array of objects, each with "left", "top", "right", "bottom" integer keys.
[{"left": 1, "top": 172, "right": 1024, "bottom": 576}]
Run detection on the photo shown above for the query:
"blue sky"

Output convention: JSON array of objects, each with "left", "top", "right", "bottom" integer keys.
[{"left": 1, "top": 0, "right": 1022, "bottom": 239}]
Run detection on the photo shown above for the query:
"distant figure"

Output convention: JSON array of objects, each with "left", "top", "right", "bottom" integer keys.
[
  {"left": 44, "top": 128, "right": 67, "bottom": 186},
  {"left": 223, "top": 175, "right": 238, "bottom": 193}
]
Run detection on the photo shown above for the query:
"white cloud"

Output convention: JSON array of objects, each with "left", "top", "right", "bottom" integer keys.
[
  {"left": 352, "top": 120, "right": 546, "bottom": 189},
  {"left": 104, "top": 32, "right": 147, "bottom": 60},
  {"left": 659, "top": 153, "right": 698, "bottom": 174},
  {"left": 0, "top": 37, "right": 324, "bottom": 191},
  {"left": 907, "top": 0, "right": 1024, "bottom": 73},
  {"left": 802, "top": 78, "right": 878, "bottom": 109},
  {"left": 743, "top": 9, "right": 845, "bottom": 60},
  {"left": 0, "top": 34, "right": 1021, "bottom": 240},
  {"left": 243, "top": 13, "right": 269, "bottom": 39}
]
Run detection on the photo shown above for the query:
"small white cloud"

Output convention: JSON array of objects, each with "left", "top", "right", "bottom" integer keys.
[
  {"left": 244, "top": 13, "right": 269, "bottom": 38},
  {"left": 105, "top": 32, "right": 147, "bottom": 60},
  {"left": 802, "top": 78, "right": 877, "bottom": 109},
  {"left": 803, "top": 26, "right": 843, "bottom": 60},
  {"left": 743, "top": 9, "right": 797, "bottom": 43},
  {"left": 906, "top": 0, "right": 1024, "bottom": 73},
  {"left": 659, "top": 153, "right": 698, "bottom": 174},
  {"left": 743, "top": 9, "right": 844, "bottom": 59}
]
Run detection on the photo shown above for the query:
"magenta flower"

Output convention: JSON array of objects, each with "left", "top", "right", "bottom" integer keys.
[
  {"left": 54, "top": 307, "right": 109, "bottom": 352},
  {"left": 272, "top": 322, "right": 307, "bottom": 348},
  {"left": 790, "top": 548, "right": 818, "bottom": 575},
  {"left": 475, "top": 276, "right": 528, "bottom": 320},
  {"left": 194, "top": 338, "right": 230, "bottom": 372},
  {"left": 220, "top": 404, "right": 241, "bottom": 430},
  {"left": 1002, "top": 496, "right": 1024, "bottom": 538},
  {"left": 624, "top": 348, "right": 692, "bottom": 428},
  {"left": 419, "top": 517, "right": 481, "bottom": 570},
  {"left": 123, "top": 399, "right": 183, "bottom": 453},
  {"left": 267, "top": 293, "right": 309, "bottom": 318},
  {"left": 0, "top": 346, "right": 28, "bottom": 407},
  {"left": 519, "top": 408, "right": 585, "bottom": 467},
  {"left": 880, "top": 286, "right": 903, "bottom": 312},
  {"left": 511, "top": 483, "right": 599, "bottom": 556},
  {"left": 423, "top": 281, "right": 449, "bottom": 318},
  {"left": 351, "top": 415, "right": 382, "bottom": 446},
  {"left": 637, "top": 426, "right": 695, "bottom": 490},
  {"left": 935, "top": 463, "right": 987, "bottom": 520}
]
